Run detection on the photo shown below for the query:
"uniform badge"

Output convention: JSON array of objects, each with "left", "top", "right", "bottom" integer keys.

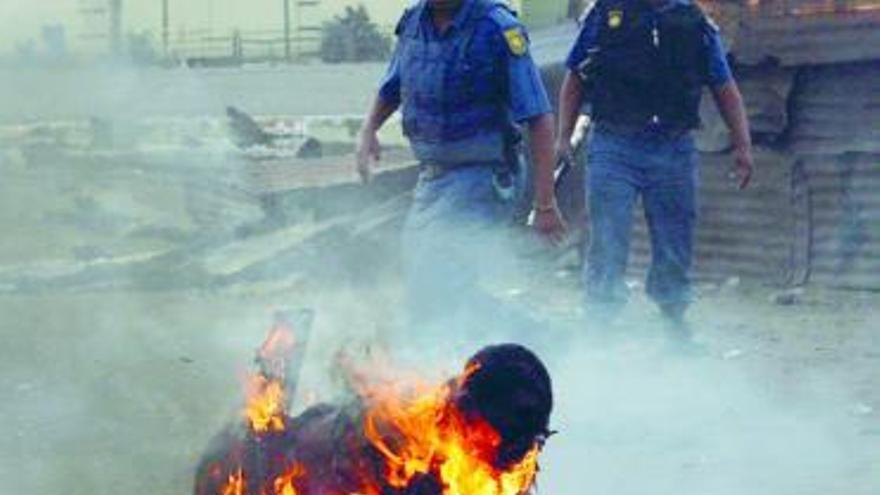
[
  {"left": 503, "top": 28, "right": 528, "bottom": 56},
  {"left": 608, "top": 9, "right": 624, "bottom": 29}
]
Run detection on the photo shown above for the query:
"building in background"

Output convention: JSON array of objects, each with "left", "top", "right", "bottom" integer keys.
[{"left": 0, "top": 0, "right": 575, "bottom": 64}]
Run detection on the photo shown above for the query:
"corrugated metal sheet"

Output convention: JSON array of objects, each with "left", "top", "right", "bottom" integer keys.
[
  {"left": 576, "top": 150, "right": 878, "bottom": 290},
  {"left": 801, "top": 153, "right": 880, "bottom": 289},
  {"left": 621, "top": 149, "right": 805, "bottom": 284},
  {"left": 553, "top": 147, "right": 807, "bottom": 285},
  {"left": 696, "top": 65, "right": 797, "bottom": 151},
  {"left": 789, "top": 63, "right": 880, "bottom": 155},
  {"left": 734, "top": 9, "right": 880, "bottom": 66},
  {"left": 737, "top": 65, "right": 798, "bottom": 138},
  {"left": 742, "top": 0, "right": 880, "bottom": 17}
]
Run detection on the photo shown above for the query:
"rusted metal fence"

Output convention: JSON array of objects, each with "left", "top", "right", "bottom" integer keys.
[{"left": 167, "top": 29, "right": 322, "bottom": 66}]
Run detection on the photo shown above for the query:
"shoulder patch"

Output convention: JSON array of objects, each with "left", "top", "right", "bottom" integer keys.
[
  {"left": 607, "top": 8, "right": 624, "bottom": 29},
  {"left": 503, "top": 27, "right": 528, "bottom": 56}
]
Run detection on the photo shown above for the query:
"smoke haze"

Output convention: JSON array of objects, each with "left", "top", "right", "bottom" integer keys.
[{"left": 0, "top": 17, "right": 877, "bottom": 495}]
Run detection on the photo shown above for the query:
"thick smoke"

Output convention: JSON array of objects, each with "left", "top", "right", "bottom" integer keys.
[{"left": 0, "top": 10, "right": 877, "bottom": 495}]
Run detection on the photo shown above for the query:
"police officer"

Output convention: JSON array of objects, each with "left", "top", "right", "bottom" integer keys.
[
  {"left": 556, "top": 0, "right": 754, "bottom": 334},
  {"left": 356, "top": 0, "right": 566, "bottom": 339}
]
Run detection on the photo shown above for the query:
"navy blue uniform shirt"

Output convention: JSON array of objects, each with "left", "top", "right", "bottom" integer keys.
[{"left": 566, "top": 0, "right": 733, "bottom": 88}]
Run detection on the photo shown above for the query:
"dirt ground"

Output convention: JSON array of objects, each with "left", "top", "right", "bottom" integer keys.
[
  {"left": 0, "top": 283, "right": 876, "bottom": 495},
  {"left": 0, "top": 65, "right": 877, "bottom": 495}
]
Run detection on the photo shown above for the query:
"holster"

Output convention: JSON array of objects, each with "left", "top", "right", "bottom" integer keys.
[
  {"left": 493, "top": 123, "right": 525, "bottom": 202},
  {"left": 575, "top": 48, "right": 601, "bottom": 97}
]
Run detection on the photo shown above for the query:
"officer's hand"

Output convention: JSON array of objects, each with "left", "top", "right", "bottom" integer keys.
[
  {"left": 356, "top": 130, "right": 381, "bottom": 184},
  {"left": 733, "top": 145, "right": 754, "bottom": 190},
  {"left": 531, "top": 203, "right": 568, "bottom": 245}
]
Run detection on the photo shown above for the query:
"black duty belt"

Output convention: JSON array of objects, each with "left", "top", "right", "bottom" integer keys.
[{"left": 594, "top": 121, "right": 692, "bottom": 140}]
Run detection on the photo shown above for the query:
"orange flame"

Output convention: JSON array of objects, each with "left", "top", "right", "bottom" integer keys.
[
  {"left": 244, "top": 319, "right": 297, "bottom": 434},
  {"left": 244, "top": 373, "right": 287, "bottom": 433},
  {"left": 217, "top": 319, "right": 308, "bottom": 495},
  {"left": 273, "top": 463, "right": 307, "bottom": 495},
  {"left": 222, "top": 470, "right": 246, "bottom": 495},
  {"left": 358, "top": 363, "right": 540, "bottom": 495}
]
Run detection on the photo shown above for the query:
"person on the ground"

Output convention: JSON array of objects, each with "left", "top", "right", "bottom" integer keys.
[
  {"left": 556, "top": 0, "right": 754, "bottom": 337},
  {"left": 355, "top": 0, "right": 567, "bottom": 340},
  {"left": 195, "top": 343, "right": 554, "bottom": 495}
]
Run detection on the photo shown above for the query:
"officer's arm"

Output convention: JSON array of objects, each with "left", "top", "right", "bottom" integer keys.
[
  {"left": 356, "top": 95, "right": 399, "bottom": 182},
  {"left": 497, "top": 23, "right": 556, "bottom": 206},
  {"left": 556, "top": 71, "right": 584, "bottom": 154},
  {"left": 712, "top": 81, "right": 754, "bottom": 189},
  {"left": 528, "top": 113, "right": 558, "bottom": 211},
  {"left": 363, "top": 48, "right": 402, "bottom": 136},
  {"left": 356, "top": 48, "right": 403, "bottom": 182},
  {"left": 704, "top": 22, "right": 754, "bottom": 189},
  {"left": 558, "top": 4, "right": 599, "bottom": 156},
  {"left": 361, "top": 96, "right": 399, "bottom": 136},
  {"left": 711, "top": 82, "right": 750, "bottom": 154}
]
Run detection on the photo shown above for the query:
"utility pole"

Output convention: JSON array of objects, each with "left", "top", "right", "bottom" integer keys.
[
  {"left": 162, "top": 0, "right": 170, "bottom": 58},
  {"left": 283, "top": 0, "right": 292, "bottom": 62},
  {"left": 109, "top": 0, "right": 122, "bottom": 57}
]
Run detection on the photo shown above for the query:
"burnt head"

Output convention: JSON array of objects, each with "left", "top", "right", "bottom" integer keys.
[{"left": 454, "top": 343, "right": 554, "bottom": 468}]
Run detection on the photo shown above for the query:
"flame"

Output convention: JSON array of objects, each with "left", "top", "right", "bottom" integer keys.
[
  {"left": 273, "top": 463, "right": 306, "bottom": 495},
  {"left": 214, "top": 320, "right": 544, "bottom": 495},
  {"left": 216, "top": 319, "right": 308, "bottom": 495},
  {"left": 222, "top": 470, "right": 246, "bottom": 495},
  {"left": 244, "top": 373, "right": 287, "bottom": 433},
  {"left": 358, "top": 363, "right": 539, "bottom": 495},
  {"left": 244, "top": 318, "right": 297, "bottom": 434},
  {"left": 219, "top": 464, "right": 306, "bottom": 495}
]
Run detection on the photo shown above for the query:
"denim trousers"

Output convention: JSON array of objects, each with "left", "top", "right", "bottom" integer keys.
[
  {"left": 401, "top": 164, "right": 535, "bottom": 347},
  {"left": 584, "top": 128, "right": 699, "bottom": 312}
]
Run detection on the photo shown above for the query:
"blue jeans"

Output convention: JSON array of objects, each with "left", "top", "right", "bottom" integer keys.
[
  {"left": 401, "top": 165, "right": 532, "bottom": 346},
  {"left": 584, "top": 128, "right": 699, "bottom": 313}
]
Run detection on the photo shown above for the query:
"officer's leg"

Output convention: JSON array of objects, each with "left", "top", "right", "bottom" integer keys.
[
  {"left": 449, "top": 166, "right": 544, "bottom": 344},
  {"left": 584, "top": 133, "right": 639, "bottom": 317},
  {"left": 401, "top": 166, "right": 517, "bottom": 348},
  {"left": 402, "top": 174, "right": 462, "bottom": 324},
  {"left": 642, "top": 138, "right": 698, "bottom": 323}
]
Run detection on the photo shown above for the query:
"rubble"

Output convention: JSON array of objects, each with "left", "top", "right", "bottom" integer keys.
[{"left": 770, "top": 287, "right": 806, "bottom": 306}]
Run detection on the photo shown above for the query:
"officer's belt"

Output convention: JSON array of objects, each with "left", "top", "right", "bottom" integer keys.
[
  {"left": 594, "top": 121, "right": 692, "bottom": 140},
  {"left": 418, "top": 160, "right": 500, "bottom": 180}
]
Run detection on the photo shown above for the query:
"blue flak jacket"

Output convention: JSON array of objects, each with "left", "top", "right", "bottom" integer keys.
[
  {"left": 380, "top": 0, "right": 551, "bottom": 165},
  {"left": 567, "top": 0, "right": 734, "bottom": 131}
]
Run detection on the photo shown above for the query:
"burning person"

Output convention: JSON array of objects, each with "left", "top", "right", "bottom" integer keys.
[{"left": 194, "top": 318, "right": 553, "bottom": 495}]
